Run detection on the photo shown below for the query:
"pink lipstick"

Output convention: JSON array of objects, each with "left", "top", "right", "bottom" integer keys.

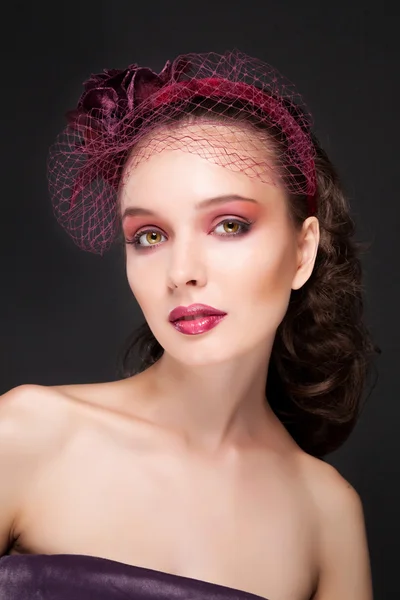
[{"left": 169, "top": 303, "right": 227, "bottom": 336}]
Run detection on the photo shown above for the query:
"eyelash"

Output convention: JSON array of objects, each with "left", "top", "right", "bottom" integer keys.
[{"left": 126, "top": 218, "right": 254, "bottom": 251}]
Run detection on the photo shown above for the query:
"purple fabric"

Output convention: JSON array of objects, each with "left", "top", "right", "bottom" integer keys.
[{"left": 0, "top": 554, "right": 269, "bottom": 599}]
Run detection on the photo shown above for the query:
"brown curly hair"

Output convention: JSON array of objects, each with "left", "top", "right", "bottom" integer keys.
[{"left": 115, "top": 97, "right": 380, "bottom": 458}]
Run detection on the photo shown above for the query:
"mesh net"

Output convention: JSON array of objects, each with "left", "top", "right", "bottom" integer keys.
[{"left": 48, "top": 50, "right": 317, "bottom": 254}]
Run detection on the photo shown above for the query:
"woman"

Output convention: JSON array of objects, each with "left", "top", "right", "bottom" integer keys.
[{"left": 0, "top": 50, "right": 377, "bottom": 599}]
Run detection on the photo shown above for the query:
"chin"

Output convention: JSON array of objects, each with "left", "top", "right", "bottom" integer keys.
[
  {"left": 150, "top": 320, "right": 269, "bottom": 367},
  {"left": 176, "top": 351, "right": 232, "bottom": 367},
  {"left": 161, "top": 338, "right": 253, "bottom": 368},
  {"left": 152, "top": 335, "right": 230, "bottom": 366}
]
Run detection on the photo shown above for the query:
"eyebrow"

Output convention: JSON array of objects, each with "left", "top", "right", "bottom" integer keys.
[{"left": 121, "top": 195, "right": 259, "bottom": 220}]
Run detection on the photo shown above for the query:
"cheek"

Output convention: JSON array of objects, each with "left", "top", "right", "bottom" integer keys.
[
  {"left": 125, "top": 258, "right": 158, "bottom": 310},
  {"left": 260, "top": 249, "right": 295, "bottom": 295},
  {"left": 217, "top": 233, "right": 295, "bottom": 282},
  {"left": 215, "top": 236, "right": 296, "bottom": 301}
]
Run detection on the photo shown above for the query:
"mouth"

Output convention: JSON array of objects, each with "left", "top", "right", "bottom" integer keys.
[
  {"left": 170, "top": 313, "right": 227, "bottom": 335},
  {"left": 168, "top": 303, "right": 227, "bottom": 335},
  {"left": 168, "top": 303, "right": 227, "bottom": 323}
]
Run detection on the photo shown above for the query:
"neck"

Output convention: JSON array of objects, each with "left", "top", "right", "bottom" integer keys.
[{"left": 141, "top": 341, "right": 277, "bottom": 453}]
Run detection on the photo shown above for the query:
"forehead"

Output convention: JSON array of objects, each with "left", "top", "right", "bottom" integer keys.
[{"left": 120, "top": 121, "right": 278, "bottom": 208}]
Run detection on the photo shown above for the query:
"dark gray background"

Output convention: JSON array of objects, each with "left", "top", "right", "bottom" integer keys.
[{"left": 1, "top": 1, "right": 398, "bottom": 598}]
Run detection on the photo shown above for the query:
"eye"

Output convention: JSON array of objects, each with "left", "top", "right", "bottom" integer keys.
[
  {"left": 213, "top": 220, "right": 246, "bottom": 236},
  {"left": 127, "top": 229, "right": 167, "bottom": 249}
]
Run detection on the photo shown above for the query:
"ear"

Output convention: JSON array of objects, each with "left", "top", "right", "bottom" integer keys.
[{"left": 291, "top": 217, "right": 320, "bottom": 290}]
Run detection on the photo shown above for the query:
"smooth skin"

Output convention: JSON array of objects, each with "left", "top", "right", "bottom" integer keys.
[{"left": 0, "top": 125, "right": 373, "bottom": 600}]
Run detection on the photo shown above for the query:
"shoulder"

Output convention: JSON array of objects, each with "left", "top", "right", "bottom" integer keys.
[
  {"left": 297, "top": 453, "right": 366, "bottom": 539},
  {"left": 0, "top": 382, "right": 117, "bottom": 510},
  {"left": 0, "top": 384, "right": 75, "bottom": 455},
  {"left": 0, "top": 379, "right": 132, "bottom": 434},
  {"left": 0, "top": 383, "right": 67, "bottom": 426},
  {"left": 297, "top": 453, "right": 358, "bottom": 504},
  {"left": 0, "top": 378, "right": 145, "bottom": 450},
  {"left": 0, "top": 384, "right": 76, "bottom": 552},
  {"left": 297, "top": 454, "right": 373, "bottom": 599}
]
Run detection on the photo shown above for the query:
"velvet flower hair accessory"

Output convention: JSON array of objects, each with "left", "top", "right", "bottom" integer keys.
[{"left": 66, "top": 57, "right": 192, "bottom": 147}]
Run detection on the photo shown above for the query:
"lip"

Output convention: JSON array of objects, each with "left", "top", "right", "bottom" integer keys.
[
  {"left": 171, "top": 314, "right": 227, "bottom": 336},
  {"left": 168, "top": 303, "right": 227, "bottom": 323}
]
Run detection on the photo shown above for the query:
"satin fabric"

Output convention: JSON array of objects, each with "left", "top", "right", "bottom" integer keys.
[{"left": 0, "top": 553, "right": 269, "bottom": 599}]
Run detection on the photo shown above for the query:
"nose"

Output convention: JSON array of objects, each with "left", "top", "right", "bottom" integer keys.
[{"left": 167, "top": 236, "right": 207, "bottom": 290}]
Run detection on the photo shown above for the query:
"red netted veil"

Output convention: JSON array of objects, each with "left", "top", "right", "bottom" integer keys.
[{"left": 48, "top": 50, "right": 317, "bottom": 254}]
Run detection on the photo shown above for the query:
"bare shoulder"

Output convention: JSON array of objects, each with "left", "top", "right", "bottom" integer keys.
[
  {"left": 297, "top": 454, "right": 373, "bottom": 599},
  {"left": 297, "top": 453, "right": 366, "bottom": 538},
  {"left": 0, "top": 384, "right": 77, "bottom": 553},
  {"left": 0, "top": 384, "right": 76, "bottom": 455},
  {"left": 0, "top": 378, "right": 133, "bottom": 437},
  {"left": 297, "top": 453, "right": 359, "bottom": 506}
]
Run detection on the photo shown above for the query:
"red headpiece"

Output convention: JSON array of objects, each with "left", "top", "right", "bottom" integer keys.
[{"left": 48, "top": 50, "right": 317, "bottom": 254}]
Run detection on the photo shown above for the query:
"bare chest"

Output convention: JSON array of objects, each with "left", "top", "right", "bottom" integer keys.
[{"left": 15, "top": 430, "right": 318, "bottom": 600}]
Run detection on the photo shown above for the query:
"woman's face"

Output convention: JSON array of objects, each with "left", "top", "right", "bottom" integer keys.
[{"left": 120, "top": 125, "right": 317, "bottom": 366}]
